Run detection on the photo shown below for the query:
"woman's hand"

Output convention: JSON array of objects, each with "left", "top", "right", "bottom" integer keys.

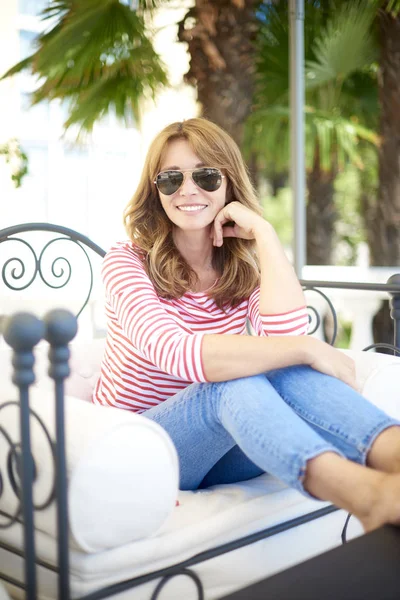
[
  {"left": 212, "top": 201, "right": 267, "bottom": 246},
  {"left": 304, "top": 337, "right": 358, "bottom": 390}
]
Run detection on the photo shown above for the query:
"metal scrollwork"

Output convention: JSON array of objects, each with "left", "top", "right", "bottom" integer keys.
[
  {"left": 0, "top": 400, "right": 56, "bottom": 529},
  {"left": 0, "top": 234, "right": 95, "bottom": 318},
  {"left": 305, "top": 305, "right": 321, "bottom": 336},
  {"left": 363, "top": 343, "right": 400, "bottom": 356},
  {"left": 38, "top": 238, "right": 73, "bottom": 289},
  {"left": 150, "top": 568, "right": 204, "bottom": 600},
  {"left": 304, "top": 286, "right": 338, "bottom": 346},
  {"left": 1, "top": 238, "right": 38, "bottom": 291}
]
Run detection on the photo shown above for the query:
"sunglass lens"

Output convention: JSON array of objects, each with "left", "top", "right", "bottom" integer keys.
[
  {"left": 192, "top": 168, "right": 222, "bottom": 192},
  {"left": 156, "top": 170, "right": 184, "bottom": 195}
]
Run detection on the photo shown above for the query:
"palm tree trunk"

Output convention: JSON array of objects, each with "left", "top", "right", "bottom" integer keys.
[
  {"left": 178, "top": 0, "right": 259, "bottom": 148},
  {"left": 306, "top": 155, "right": 337, "bottom": 265},
  {"left": 370, "top": 7, "right": 400, "bottom": 268},
  {"left": 369, "top": 7, "right": 400, "bottom": 349}
]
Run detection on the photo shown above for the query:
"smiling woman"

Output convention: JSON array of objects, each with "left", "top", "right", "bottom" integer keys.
[
  {"left": 156, "top": 140, "right": 228, "bottom": 254},
  {"left": 93, "top": 117, "right": 400, "bottom": 535},
  {"left": 124, "top": 118, "right": 263, "bottom": 306}
]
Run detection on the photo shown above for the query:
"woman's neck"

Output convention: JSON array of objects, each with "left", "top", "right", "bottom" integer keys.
[{"left": 173, "top": 228, "right": 214, "bottom": 272}]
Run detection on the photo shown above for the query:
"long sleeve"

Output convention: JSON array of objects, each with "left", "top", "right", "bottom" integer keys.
[
  {"left": 102, "top": 243, "right": 207, "bottom": 383},
  {"left": 247, "top": 286, "right": 309, "bottom": 337}
]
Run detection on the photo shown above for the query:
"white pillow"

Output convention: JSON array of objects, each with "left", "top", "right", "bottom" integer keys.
[
  {"left": 0, "top": 391, "right": 179, "bottom": 553},
  {"left": 343, "top": 349, "right": 400, "bottom": 418}
]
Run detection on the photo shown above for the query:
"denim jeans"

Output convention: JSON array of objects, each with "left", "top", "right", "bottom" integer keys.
[{"left": 144, "top": 366, "right": 399, "bottom": 496}]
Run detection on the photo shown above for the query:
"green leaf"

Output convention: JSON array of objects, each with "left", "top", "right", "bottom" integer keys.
[
  {"left": 1, "top": 0, "right": 167, "bottom": 134},
  {"left": 244, "top": 105, "right": 378, "bottom": 173},
  {"left": 305, "top": 1, "right": 377, "bottom": 92},
  {"left": 385, "top": 0, "right": 400, "bottom": 15},
  {"left": 1, "top": 56, "right": 35, "bottom": 79}
]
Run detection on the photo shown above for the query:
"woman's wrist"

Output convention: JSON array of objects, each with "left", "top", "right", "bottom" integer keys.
[
  {"left": 253, "top": 220, "right": 276, "bottom": 243},
  {"left": 298, "top": 336, "right": 323, "bottom": 366}
]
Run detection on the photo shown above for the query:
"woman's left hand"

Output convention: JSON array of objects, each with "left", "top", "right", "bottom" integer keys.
[{"left": 212, "top": 202, "right": 267, "bottom": 246}]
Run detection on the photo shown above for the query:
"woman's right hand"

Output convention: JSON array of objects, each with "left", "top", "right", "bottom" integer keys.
[{"left": 303, "top": 337, "right": 358, "bottom": 390}]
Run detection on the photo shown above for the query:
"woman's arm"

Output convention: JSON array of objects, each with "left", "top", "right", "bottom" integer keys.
[
  {"left": 254, "top": 221, "right": 305, "bottom": 315},
  {"left": 202, "top": 333, "right": 357, "bottom": 389},
  {"left": 211, "top": 203, "right": 356, "bottom": 388},
  {"left": 213, "top": 202, "right": 305, "bottom": 315}
]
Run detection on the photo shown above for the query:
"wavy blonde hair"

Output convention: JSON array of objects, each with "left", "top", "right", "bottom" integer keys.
[{"left": 124, "top": 118, "right": 262, "bottom": 308}]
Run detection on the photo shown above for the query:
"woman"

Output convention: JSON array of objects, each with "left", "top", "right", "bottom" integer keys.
[{"left": 93, "top": 117, "right": 400, "bottom": 532}]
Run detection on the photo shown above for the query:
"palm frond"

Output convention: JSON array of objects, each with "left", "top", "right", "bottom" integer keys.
[
  {"left": 254, "top": 3, "right": 291, "bottom": 106},
  {"left": 1, "top": 56, "right": 35, "bottom": 79},
  {"left": 385, "top": 0, "right": 400, "bottom": 15},
  {"left": 244, "top": 105, "right": 378, "bottom": 173},
  {"left": 61, "top": 55, "right": 166, "bottom": 131},
  {"left": 1, "top": 0, "right": 167, "bottom": 134},
  {"left": 340, "top": 67, "right": 379, "bottom": 128},
  {"left": 305, "top": 1, "right": 377, "bottom": 91}
]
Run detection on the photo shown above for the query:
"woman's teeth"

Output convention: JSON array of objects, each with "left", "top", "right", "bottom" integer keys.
[{"left": 178, "top": 205, "right": 207, "bottom": 212}]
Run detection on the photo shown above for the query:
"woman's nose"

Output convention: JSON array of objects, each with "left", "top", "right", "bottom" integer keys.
[{"left": 179, "top": 172, "right": 198, "bottom": 195}]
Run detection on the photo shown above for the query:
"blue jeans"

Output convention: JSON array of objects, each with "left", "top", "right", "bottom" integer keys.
[{"left": 144, "top": 366, "right": 399, "bottom": 496}]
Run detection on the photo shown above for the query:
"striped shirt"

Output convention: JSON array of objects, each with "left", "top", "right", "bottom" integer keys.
[{"left": 93, "top": 241, "right": 309, "bottom": 413}]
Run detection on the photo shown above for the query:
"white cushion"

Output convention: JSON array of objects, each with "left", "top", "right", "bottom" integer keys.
[
  {"left": 344, "top": 349, "right": 400, "bottom": 419},
  {"left": 0, "top": 391, "right": 179, "bottom": 553}
]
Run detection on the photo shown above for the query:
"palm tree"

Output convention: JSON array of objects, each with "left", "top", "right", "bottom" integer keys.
[
  {"left": 365, "top": 0, "right": 400, "bottom": 348},
  {"left": 370, "top": 0, "right": 400, "bottom": 268},
  {"left": 1, "top": 0, "right": 259, "bottom": 146},
  {"left": 245, "top": 0, "right": 379, "bottom": 265},
  {"left": 1, "top": 0, "right": 168, "bottom": 134},
  {"left": 177, "top": 0, "right": 259, "bottom": 147}
]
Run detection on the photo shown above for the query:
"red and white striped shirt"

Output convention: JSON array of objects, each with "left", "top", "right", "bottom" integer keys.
[{"left": 93, "top": 241, "right": 309, "bottom": 413}]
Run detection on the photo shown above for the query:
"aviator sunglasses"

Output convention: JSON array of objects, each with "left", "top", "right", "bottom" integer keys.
[{"left": 154, "top": 167, "right": 225, "bottom": 196}]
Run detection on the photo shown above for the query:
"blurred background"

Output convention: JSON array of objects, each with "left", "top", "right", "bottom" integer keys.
[{"left": 1, "top": 0, "right": 400, "bottom": 347}]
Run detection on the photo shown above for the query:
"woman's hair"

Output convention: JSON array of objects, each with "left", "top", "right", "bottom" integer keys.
[{"left": 124, "top": 117, "right": 262, "bottom": 308}]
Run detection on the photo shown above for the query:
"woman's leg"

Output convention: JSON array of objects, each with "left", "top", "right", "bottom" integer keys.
[
  {"left": 265, "top": 365, "right": 400, "bottom": 467},
  {"left": 265, "top": 365, "right": 400, "bottom": 530},
  {"left": 144, "top": 374, "right": 339, "bottom": 492},
  {"left": 366, "top": 426, "right": 400, "bottom": 472},
  {"left": 198, "top": 445, "right": 264, "bottom": 488}
]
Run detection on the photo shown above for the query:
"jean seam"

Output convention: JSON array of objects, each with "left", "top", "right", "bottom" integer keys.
[
  {"left": 358, "top": 417, "right": 400, "bottom": 464},
  {"left": 295, "top": 445, "right": 344, "bottom": 498}
]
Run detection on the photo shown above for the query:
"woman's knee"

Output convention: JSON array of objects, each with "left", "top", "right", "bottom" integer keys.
[
  {"left": 266, "top": 365, "right": 323, "bottom": 386},
  {"left": 212, "top": 374, "right": 269, "bottom": 395}
]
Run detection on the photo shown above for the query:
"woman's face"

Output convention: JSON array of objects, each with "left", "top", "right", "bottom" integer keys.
[{"left": 155, "top": 139, "right": 227, "bottom": 233}]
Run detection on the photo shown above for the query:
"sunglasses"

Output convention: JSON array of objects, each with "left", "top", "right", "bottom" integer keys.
[{"left": 154, "top": 167, "right": 225, "bottom": 196}]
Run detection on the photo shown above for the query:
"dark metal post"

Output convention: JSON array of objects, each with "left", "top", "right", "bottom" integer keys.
[
  {"left": 43, "top": 309, "right": 78, "bottom": 600},
  {"left": 387, "top": 274, "right": 400, "bottom": 351},
  {"left": 3, "top": 313, "right": 45, "bottom": 600}
]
